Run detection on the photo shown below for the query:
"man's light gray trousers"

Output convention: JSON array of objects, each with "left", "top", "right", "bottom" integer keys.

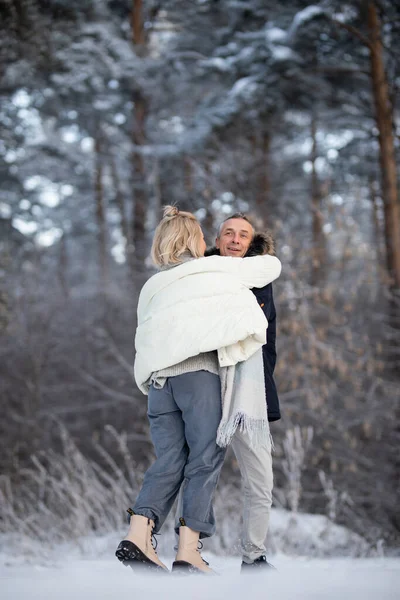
[{"left": 231, "top": 427, "right": 273, "bottom": 563}]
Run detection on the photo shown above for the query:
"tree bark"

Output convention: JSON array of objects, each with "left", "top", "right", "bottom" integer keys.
[
  {"left": 58, "top": 233, "right": 69, "bottom": 298},
  {"left": 369, "top": 177, "right": 383, "bottom": 266},
  {"left": 132, "top": 90, "right": 147, "bottom": 264},
  {"left": 152, "top": 156, "right": 162, "bottom": 217},
  {"left": 110, "top": 156, "right": 130, "bottom": 255},
  {"left": 310, "top": 114, "right": 325, "bottom": 283},
  {"left": 184, "top": 156, "right": 194, "bottom": 196},
  {"left": 202, "top": 160, "right": 214, "bottom": 238},
  {"left": 367, "top": 1, "right": 400, "bottom": 287},
  {"left": 131, "top": 0, "right": 148, "bottom": 266},
  {"left": 255, "top": 132, "right": 271, "bottom": 222},
  {"left": 131, "top": 0, "right": 146, "bottom": 48},
  {"left": 95, "top": 137, "right": 108, "bottom": 289}
]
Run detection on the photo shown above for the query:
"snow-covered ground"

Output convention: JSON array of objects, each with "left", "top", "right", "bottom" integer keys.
[
  {"left": 2, "top": 509, "right": 399, "bottom": 599},
  {"left": 2, "top": 554, "right": 400, "bottom": 600}
]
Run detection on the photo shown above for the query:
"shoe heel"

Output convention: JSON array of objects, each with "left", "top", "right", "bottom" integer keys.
[
  {"left": 115, "top": 542, "right": 135, "bottom": 566},
  {"left": 172, "top": 561, "right": 202, "bottom": 575},
  {"left": 116, "top": 540, "right": 169, "bottom": 573}
]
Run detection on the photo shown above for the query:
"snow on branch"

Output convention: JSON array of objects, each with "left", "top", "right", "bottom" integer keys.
[
  {"left": 228, "top": 75, "right": 259, "bottom": 101},
  {"left": 287, "top": 5, "right": 326, "bottom": 41},
  {"left": 286, "top": 4, "right": 372, "bottom": 49}
]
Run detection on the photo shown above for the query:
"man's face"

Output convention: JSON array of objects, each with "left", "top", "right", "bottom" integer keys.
[{"left": 216, "top": 218, "right": 253, "bottom": 257}]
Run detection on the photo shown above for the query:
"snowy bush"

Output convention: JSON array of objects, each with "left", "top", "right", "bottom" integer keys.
[
  {"left": 0, "top": 425, "right": 371, "bottom": 562},
  {"left": 0, "top": 424, "right": 141, "bottom": 557}
]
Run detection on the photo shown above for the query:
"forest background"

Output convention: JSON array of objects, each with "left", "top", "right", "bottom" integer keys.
[{"left": 1, "top": 0, "right": 399, "bottom": 555}]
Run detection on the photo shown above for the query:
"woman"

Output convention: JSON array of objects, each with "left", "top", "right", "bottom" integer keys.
[{"left": 115, "top": 206, "right": 281, "bottom": 575}]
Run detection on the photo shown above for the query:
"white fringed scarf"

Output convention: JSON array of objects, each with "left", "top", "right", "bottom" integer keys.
[{"left": 217, "top": 348, "right": 269, "bottom": 449}]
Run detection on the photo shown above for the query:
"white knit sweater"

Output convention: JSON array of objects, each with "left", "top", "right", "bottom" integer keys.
[{"left": 134, "top": 254, "right": 281, "bottom": 394}]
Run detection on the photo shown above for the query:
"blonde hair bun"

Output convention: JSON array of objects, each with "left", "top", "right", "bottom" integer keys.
[
  {"left": 163, "top": 205, "right": 179, "bottom": 218},
  {"left": 151, "top": 206, "right": 204, "bottom": 267}
]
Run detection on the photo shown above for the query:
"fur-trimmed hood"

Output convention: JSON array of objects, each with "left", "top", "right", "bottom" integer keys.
[{"left": 205, "top": 231, "right": 275, "bottom": 258}]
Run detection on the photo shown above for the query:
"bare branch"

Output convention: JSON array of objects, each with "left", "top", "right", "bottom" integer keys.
[
  {"left": 331, "top": 18, "right": 373, "bottom": 50},
  {"left": 72, "top": 366, "right": 136, "bottom": 403},
  {"left": 95, "top": 328, "right": 136, "bottom": 383},
  {"left": 308, "top": 66, "right": 369, "bottom": 78}
]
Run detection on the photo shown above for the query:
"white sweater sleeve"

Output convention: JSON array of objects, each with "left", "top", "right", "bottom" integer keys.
[{"left": 217, "top": 254, "right": 282, "bottom": 289}]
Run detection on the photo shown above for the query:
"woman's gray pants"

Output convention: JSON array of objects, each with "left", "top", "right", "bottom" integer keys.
[{"left": 133, "top": 371, "right": 226, "bottom": 538}]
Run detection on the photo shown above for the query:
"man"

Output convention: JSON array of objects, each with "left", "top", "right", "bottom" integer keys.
[{"left": 210, "top": 212, "right": 281, "bottom": 571}]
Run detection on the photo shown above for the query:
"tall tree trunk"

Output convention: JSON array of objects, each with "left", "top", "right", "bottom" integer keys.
[
  {"left": 110, "top": 156, "right": 130, "bottom": 255},
  {"left": 255, "top": 132, "right": 271, "bottom": 223},
  {"left": 369, "top": 177, "right": 383, "bottom": 267},
  {"left": 0, "top": 256, "right": 9, "bottom": 333},
  {"left": 95, "top": 137, "right": 108, "bottom": 289},
  {"left": 310, "top": 115, "right": 325, "bottom": 283},
  {"left": 202, "top": 160, "right": 214, "bottom": 238},
  {"left": 184, "top": 156, "right": 193, "bottom": 197},
  {"left": 132, "top": 0, "right": 146, "bottom": 48},
  {"left": 58, "top": 233, "right": 69, "bottom": 298},
  {"left": 368, "top": 1, "right": 400, "bottom": 287},
  {"left": 203, "top": 160, "right": 212, "bottom": 202},
  {"left": 132, "top": 90, "right": 147, "bottom": 263},
  {"left": 152, "top": 156, "right": 162, "bottom": 218},
  {"left": 131, "top": 0, "right": 148, "bottom": 266}
]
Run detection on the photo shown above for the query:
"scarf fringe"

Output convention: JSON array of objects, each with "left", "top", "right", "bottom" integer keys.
[{"left": 217, "top": 411, "right": 269, "bottom": 448}]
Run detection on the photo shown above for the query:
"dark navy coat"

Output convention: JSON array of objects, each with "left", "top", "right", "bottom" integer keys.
[
  {"left": 252, "top": 283, "right": 280, "bottom": 422},
  {"left": 206, "top": 232, "right": 281, "bottom": 422}
]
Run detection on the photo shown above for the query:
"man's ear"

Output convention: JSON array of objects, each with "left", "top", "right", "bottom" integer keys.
[{"left": 215, "top": 237, "right": 220, "bottom": 249}]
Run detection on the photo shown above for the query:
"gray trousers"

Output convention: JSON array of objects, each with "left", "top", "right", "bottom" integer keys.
[
  {"left": 231, "top": 428, "right": 273, "bottom": 563},
  {"left": 133, "top": 371, "right": 226, "bottom": 538}
]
